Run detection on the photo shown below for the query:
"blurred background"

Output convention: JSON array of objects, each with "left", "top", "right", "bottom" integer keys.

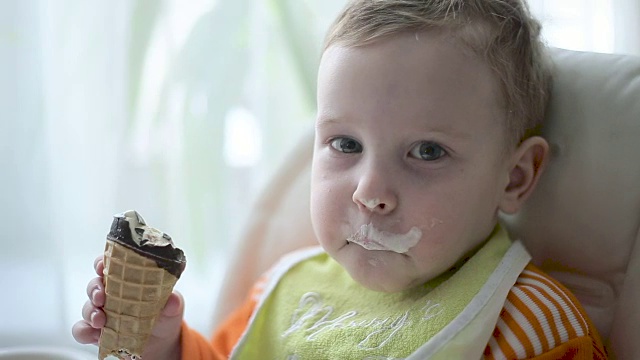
[{"left": 1, "top": 0, "right": 638, "bottom": 354}]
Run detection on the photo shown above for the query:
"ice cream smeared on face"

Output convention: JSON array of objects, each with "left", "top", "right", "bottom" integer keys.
[
  {"left": 347, "top": 223, "right": 422, "bottom": 253},
  {"left": 116, "top": 210, "right": 174, "bottom": 247}
]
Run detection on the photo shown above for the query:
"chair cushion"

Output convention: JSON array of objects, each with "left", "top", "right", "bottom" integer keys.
[{"left": 501, "top": 48, "right": 640, "bottom": 358}]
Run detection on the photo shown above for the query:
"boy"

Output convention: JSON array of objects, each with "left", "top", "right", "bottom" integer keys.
[{"left": 73, "top": 0, "right": 607, "bottom": 358}]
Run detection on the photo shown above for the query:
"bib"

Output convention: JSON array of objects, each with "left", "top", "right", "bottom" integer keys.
[{"left": 232, "top": 227, "right": 528, "bottom": 359}]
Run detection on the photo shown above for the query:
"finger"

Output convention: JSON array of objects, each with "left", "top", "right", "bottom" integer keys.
[
  {"left": 86, "top": 277, "right": 105, "bottom": 307},
  {"left": 81, "top": 300, "right": 106, "bottom": 328},
  {"left": 82, "top": 300, "right": 94, "bottom": 322},
  {"left": 94, "top": 256, "right": 104, "bottom": 276},
  {"left": 71, "top": 320, "right": 101, "bottom": 345}
]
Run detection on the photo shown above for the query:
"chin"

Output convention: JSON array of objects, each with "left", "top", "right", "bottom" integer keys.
[{"left": 339, "top": 251, "right": 415, "bottom": 293}]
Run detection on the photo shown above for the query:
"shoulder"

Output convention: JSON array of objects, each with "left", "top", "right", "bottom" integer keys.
[{"left": 484, "top": 263, "right": 607, "bottom": 359}]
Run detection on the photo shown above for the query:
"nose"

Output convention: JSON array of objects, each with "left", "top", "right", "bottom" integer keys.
[{"left": 352, "top": 170, "right": 398, "bottom": 214}]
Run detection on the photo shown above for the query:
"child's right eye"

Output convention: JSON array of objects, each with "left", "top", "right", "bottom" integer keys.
[{"left": 329, "top": 137, "right": 362, "bottom": 153}]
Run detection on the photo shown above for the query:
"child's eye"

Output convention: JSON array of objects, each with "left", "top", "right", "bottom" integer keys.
[
  {"left": 329, "top": 137, "right": 363, "bottom": 153},
  {"left": 409, "top": 142, "right": 446, "bottom": 161}
]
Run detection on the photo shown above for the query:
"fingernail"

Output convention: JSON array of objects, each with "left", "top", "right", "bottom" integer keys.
[
  {"left": 92, "top": 288, "right": 100, "bottom": 300},
  {"left": 90, "top": 310, "right": 97, "bottom": 325}
]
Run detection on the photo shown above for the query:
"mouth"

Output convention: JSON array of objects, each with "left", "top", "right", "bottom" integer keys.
[
  {"left": 346, "top": 237, "right": 385, "bottom": 250},
  {"left": 346, "top": 223, "right": 421, "bottom": 253}
]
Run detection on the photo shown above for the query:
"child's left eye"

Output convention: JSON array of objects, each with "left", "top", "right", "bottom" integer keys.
[{"left": 409, "top": 142, "right": 446, "bottom": 161}]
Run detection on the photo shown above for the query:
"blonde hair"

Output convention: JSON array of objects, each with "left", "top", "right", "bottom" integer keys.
[{"left": 324, "top": 0, "right": 551, "bottom": 145}]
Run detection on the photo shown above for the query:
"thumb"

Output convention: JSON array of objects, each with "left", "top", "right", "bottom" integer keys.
[
  {"left": 151, "top": 291, "right": 184, "bottom": 340},
  {"left": 162, "top": 291, "right": 184, "bottom": 317},
  {"left": 141, "top": 292, "right": 184, "bottom": 359}
]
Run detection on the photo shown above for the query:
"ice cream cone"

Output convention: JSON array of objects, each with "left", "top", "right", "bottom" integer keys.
[{"left": 98, "top": 211, "right": 186, "bottom": 360}]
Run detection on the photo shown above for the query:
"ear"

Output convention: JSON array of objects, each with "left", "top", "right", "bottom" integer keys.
[{"left": 499, "top": 136, "right": 549, "bottom": 214}]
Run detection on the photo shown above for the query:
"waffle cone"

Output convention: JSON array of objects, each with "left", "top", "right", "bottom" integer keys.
[{"left": 99, "top": 239, "right": 179, "bottom": 360}]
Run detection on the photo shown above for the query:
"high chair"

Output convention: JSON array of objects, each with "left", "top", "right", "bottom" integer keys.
[{"left": 212, "top": 48, "right": 640, "bottom": 359}]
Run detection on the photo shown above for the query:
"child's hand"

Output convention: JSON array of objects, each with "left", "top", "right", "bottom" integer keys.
[{"left": 71, "top": 256, "right": 184, "bottom": 360}]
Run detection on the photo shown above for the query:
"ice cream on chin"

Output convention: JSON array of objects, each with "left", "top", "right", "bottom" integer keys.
[
  {"left": 99, "top": 210, "right": 186, "bottom": 360},
  {"left": 347, "top": 223, "right": 422, "bottom": 253}
]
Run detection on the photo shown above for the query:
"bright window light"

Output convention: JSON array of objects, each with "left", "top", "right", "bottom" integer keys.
[
  {"left": 223, "top": 106, "right": 262, "bottom": 167},
  {"left": 536, "top": 0, "right": 614, "bottom": 53}
]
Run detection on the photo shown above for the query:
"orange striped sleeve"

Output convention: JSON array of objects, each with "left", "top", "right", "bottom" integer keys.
[
  {"left": 484, "top": 264, "right": 608, "bottom": 359},
  {"left": 180, "top": 321, "right": 225, "bottom": 360},
  {"left": 208, "top": 272, "right": 270, "bottom": 358},
  {"left": 518, "top": 270, "right": 585, "bottom": 340}
]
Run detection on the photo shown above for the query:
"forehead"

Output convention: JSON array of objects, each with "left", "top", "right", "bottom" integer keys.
[{"left": 317, "top": 31, "right": 505, "bottom": 138}]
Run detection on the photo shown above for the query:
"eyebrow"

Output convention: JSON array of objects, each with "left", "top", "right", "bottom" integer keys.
[
  {"left": 315, "top": 116, "right": 345, "bottom": 130},
  {"left": 316, "top": 114, "right": 474, "bottom": 141},
  {"left": 421, "top": 122, "right": 474, "bottom": 141}
]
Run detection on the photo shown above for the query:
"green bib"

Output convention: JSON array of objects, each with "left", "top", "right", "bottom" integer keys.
[{"left": 232, "top": 228, "right": 512, "bottom": 359}]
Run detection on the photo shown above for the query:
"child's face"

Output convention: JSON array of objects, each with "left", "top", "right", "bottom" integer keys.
[{"left": 311, "top": 31, "right": 516, "bottom": 292}]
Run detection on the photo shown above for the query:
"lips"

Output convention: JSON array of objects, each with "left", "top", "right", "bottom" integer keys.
[
  {"left": 347, "top": 235, "right": 388, "bottom": 251},
  {"left": 346, "top": 223, "right": 422, "bottom": 253}
]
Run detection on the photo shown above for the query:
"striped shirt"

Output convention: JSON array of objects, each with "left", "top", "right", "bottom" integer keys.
[{"left": 484, "top": 264, "right": 607, "bottom": 359}]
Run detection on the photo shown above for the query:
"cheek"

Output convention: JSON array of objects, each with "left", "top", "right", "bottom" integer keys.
[
  {"left": 309, "top": 186, "right": 328, "bottom": 230},
  {"left": 437, "top": 166, "right": 504, "bottom": 214},
  {"left": 310, "top": 167, "right": 359, "bottom": 251},
  {"left": 310, "top": 173, "right": 341, "bottom": 235},
  {"left": 406, "top": 180, "right": 492, "bottom": 245},
  {"left": 433, "top": 188, "right": 495, "bottom": 235}
]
